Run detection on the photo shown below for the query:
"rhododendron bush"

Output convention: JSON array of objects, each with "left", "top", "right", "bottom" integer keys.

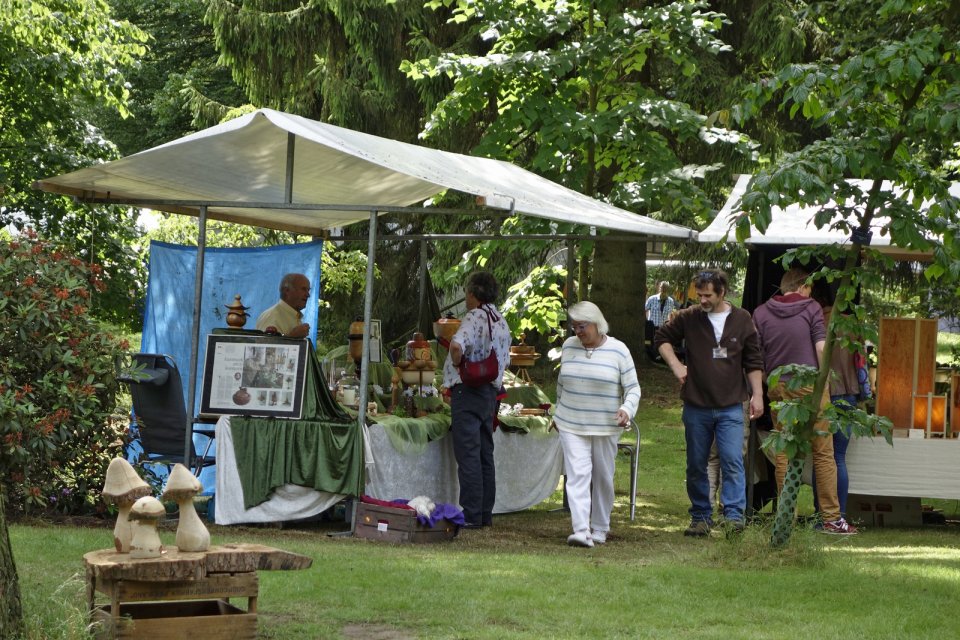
[{"left": 0, "top": 231, "right": 128, "bottom": 514}]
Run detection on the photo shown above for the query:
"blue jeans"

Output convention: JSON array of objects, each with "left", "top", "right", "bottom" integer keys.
[
  {"left": 813, "top": 393, "right": 855, "bottom": 517},
  {"left": 683, "top": 403, "right": 746, "bottom": 523}
]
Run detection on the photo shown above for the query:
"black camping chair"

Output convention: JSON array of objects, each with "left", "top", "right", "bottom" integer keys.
[{"left": 117, "top": 353, "right": 215, "bottom": 477}]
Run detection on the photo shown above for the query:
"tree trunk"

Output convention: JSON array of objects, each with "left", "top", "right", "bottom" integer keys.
[
  {"left": 0, "top": 495, "right": 24, "bottom": 638},
  {"left": 588, "top": 234, "right": 647, "bottom": 365}
]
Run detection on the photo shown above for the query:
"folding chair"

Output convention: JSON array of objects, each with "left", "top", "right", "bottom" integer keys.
[
  {"left": 117, "top": 353, "right": 215, "bottom": 477},
  {"left": 617, "top": 420, "right": 641, "bottom": 520}
]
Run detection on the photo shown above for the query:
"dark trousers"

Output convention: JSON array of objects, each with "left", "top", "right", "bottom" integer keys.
[{"left": 451, "top": 383, "right": 497, "bottom": 525}]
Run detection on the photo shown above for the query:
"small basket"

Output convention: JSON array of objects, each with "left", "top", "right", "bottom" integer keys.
[{"left": 518, "top": 408, "right": 546, "bottom": 416}]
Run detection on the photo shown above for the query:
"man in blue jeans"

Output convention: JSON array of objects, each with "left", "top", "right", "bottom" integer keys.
[{"left": 655, "top": 269, "right": 764, "bottom": 536}]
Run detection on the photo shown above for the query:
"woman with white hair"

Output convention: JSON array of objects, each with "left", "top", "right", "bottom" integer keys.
[{"left": 553, "top": 301, "right": 641, "bottom": 547}]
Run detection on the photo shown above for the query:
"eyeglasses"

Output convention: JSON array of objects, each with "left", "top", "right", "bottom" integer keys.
[{"left": 569, "top": 322, "right": 591, "bottom": 333}]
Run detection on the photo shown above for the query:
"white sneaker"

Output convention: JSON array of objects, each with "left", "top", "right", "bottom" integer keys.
[
  {"left": 567, "top": 530, "right": 594, "bottom": 548},
  {"left": 592, "top": 530, "right": 607, "bottom": 545}
]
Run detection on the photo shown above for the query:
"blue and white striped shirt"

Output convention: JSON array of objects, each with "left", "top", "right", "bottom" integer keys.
[{"left": 554, "top": 335, "right": 641, "bottom": 436}]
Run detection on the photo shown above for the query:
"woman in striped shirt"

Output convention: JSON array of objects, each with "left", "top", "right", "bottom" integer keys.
[{"left": 553, "top": 301, "right": 641, "bottom": 548}]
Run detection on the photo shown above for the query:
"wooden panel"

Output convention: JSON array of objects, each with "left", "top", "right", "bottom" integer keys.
[
  {"left": 876, "top": 317, "right": 938, "bottom": 429},
  {"left": 916, "top": 319, "right": 938, "bottom": 394},
  {"left": 92, "top": 601, "right": 255, "bottom": 640},
  {"left": 876, "top": 318, "right": 917, "bottom": 428},
  {"left": 108, "top": 574, "right": 258, "bottom": 604},
  {"left": 952, "top": 373, "right": 960, "bottom": 434}
]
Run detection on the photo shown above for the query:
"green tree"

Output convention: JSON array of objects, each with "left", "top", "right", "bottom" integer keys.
[
  {"left": 94, "top": 0, "right": 247, "bottom": 156},
  {"left": 404, "top": 0, "right": 756, "bottom": 357},
  {"left": 735, "top": 0, "right": 960, "bottom": 545},
  {"left": 0, "top": 0, "right": 149, "bottom": 328}
]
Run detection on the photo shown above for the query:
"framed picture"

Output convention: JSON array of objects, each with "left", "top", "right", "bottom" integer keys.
[
  {"left": 369, "top": 319, "right": 382, "bottom": 363},
  {"left": 200, "top": 334, "right": 309, "bottom": 419}
]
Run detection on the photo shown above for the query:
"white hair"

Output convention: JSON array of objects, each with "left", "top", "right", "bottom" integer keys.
[{"left": 567, "top": 301, "right": 609, "bottom": 336}]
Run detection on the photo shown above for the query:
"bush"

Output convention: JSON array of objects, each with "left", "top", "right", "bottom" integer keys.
[{"left": 0, "top": 231, "right": 128, "bottom": 515}]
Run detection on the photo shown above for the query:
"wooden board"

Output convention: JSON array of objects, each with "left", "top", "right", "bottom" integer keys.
[
  {"left": 876, "top": 317, "right": 938, "bottom": 429},
  {"left": 84, "top": 544, "right": 312, "bottom": 582},
  {"left": 91, "top": 600, "right": 255, "bottom": 640}
]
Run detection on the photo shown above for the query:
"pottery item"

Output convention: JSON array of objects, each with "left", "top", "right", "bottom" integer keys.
[
  {"left": 348, "top": 316, "right": 364, "bottom": 363},
  {"left": 509, "top": 334, "right": 540, "bottom": 367},
  {"left": 225, "top": 294, "right": 250, "bottom": 328},
  {"left": 432, "top": 312, "right": 461, "bottom": 342},
  {"left": 406, "top": 332, "right": 431, "bottom": 363}
]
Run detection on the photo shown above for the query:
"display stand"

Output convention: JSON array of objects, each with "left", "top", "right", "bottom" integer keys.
[{"left": 84, "top": 544, "right": 311, "bottom": 639}]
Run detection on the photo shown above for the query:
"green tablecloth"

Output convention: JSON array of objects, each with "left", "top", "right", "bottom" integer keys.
[{"left": 231, "top": 347, "right": 363, "bottom": 509}]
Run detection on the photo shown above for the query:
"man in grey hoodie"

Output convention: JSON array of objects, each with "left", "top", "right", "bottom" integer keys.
[{"left": 753, "top": 267, "right": 856, "bottom": 535}]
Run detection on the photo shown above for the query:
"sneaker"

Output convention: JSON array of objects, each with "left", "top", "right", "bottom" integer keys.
[
  {"left": 567, "top": 530, "right": 594, "bottom": 548},
  {"left": 592, "top": 530, "right": 608, "bottom": 545},
  {"left": 683, "top": 520, "right": 711, "bottom": 537},
  {"left": 821, "top": 518, "right": 858, "bottom": 535}
]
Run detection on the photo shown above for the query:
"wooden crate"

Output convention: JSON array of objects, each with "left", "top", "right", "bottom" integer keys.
[
  {"left": 354, "top": 502, "right": 458, "bottom": 543},
  {"left": 91, "top": 600, "right": 256, "bottom": 640}
]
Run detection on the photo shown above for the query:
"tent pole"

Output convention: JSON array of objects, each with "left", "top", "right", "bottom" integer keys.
[
  {"left": 185, "top": 205, "right": 208, "bottom": 464},
  {"left": 417, "top": 239, "right": 428, "bottom": 333},
  {"left": 358, "top": 212, "right": 377, "bottom": 453},
  {"left": 284, "top": 133, "right": 295, "bottom": 203}
]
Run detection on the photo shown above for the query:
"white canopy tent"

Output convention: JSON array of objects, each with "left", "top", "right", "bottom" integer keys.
[
  {"left": 36, "top": 108, "right": 694, "bottom": 239},
  {"left": 35, "top": 108, "right": 695, "bottom": 464},
  {"left": 701, "top": 173, "right": 958, "bottom": 260}
]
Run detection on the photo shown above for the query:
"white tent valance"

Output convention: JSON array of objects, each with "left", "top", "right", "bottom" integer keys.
[
  {"left": 35, "top": 108, "right": 694, "bottom": 239},
  {"left": 701, "top": 174, "right": 958, "bottom": 259}
]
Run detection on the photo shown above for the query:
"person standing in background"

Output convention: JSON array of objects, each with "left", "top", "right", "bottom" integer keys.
[
  {"left": 553, "top": 301, "right": 641, "bottom": 548},
  {"left": 442, "top": 271, "right": 512, "bottom": 529},
  {"left": 255, "top": 273, "right": 311, "bottom": 338},
  {"left": 655, "top": 269, "right": 764, "bottom": 537},
  {"left": 644, "top": 281, "right": 677, "bottom": 360},
  {"left": 753, "top": 267, "right": 857, "bottom": 535}
]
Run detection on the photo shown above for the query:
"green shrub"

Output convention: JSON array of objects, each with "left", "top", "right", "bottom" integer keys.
[{"left": 0, "top": 230, "right": 128, "bottom": 515}]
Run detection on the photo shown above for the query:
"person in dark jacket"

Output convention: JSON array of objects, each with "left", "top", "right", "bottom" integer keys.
[
  {"left": 753, "top": 268, "right": 857, "bottom": 535},
  {"left": 655, "top": 269, "right": 764, "bottom": 536}
]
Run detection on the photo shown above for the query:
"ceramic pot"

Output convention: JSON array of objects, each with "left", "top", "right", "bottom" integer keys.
[
  {"left": 224, "top": 294, "right": 250, "bottom": 328},
  {"left": 432, "top": 312, "right": 461, "bottom": 342},
  {"left": 406, "top": 332, "right": 431, "bottom": 363},
  {"left": 348, "top": 317, "right": 364, "bottom": 363}
]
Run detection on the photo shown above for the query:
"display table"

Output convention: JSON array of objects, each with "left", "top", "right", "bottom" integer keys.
[
  {"left": 214, "top": 383, "right": 563, "bottom": 524},
  {"left": 84, "top": 544, "right": 311, "bottom": 639},
  {"left": 847, "top": 436, "right": 960, "bottom": 499}
]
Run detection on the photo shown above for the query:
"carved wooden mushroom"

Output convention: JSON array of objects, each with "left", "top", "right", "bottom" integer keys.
[
  {"left": 128, "top": 496, "right": 166, "bottom": 559},
  {"left": 161, "top": 463, "right": 210, "bottom": 552},
  {"left": 101, "top": 457, "right": 152, "bottom": 553}
]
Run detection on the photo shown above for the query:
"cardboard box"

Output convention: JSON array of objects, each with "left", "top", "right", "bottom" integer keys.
[
  {"left": 847, "top": 494, "right": 923, "bottom": 527},
  {"left": 354, "top": 502, "right": 458, "bottom": 543}
]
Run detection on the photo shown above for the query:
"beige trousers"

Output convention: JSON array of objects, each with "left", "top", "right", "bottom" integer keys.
[{"left": 768, "top": 382, "right": 841, "bottom": 522}]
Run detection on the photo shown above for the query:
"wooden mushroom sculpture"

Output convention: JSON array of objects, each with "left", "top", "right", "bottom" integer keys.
[
  {"left": 128, "top": 496, "right": 166, "bottom": 559},
  {"left": 101, "top": 457, "right": 152, "bottom": 553},
  {"left": 161, "top": 463, "right": 210, "bottom": 552}
]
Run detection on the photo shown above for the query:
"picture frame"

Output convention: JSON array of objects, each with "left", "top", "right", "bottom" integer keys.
[
  {"left": 200, "top": 334, "right": 309, "bottom": 419},
  {"left": 369, "top": 319, "right": 382, "bottom": 363}
]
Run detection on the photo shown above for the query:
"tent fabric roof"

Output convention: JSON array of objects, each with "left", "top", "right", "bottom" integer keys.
[
  {"left": 35, "top": 108, "right": 694, "bottom": 239},
  {"left": 702, "top": 174, "right": 958, "bottom": 256}
]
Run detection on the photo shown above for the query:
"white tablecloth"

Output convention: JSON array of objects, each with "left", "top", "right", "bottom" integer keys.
[
  {"left": 214, "top": 416, "right": 564, "bottom": 525},
  {"left": 847, "top": 436, "right": 960, "bottom": 499}
]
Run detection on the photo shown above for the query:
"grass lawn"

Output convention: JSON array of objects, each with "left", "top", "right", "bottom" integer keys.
[{"left": 10, "top": 366, "right": 960, "bottom": 639}]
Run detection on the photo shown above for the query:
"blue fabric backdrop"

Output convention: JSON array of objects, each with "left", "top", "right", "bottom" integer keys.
[{"left": 138, "top": 240, "right": 323, "bottom": 495}]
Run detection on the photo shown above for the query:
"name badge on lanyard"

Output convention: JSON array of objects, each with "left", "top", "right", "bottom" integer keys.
[{"left": 712, "top": 346, "right": 728, "bottom": 359}]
